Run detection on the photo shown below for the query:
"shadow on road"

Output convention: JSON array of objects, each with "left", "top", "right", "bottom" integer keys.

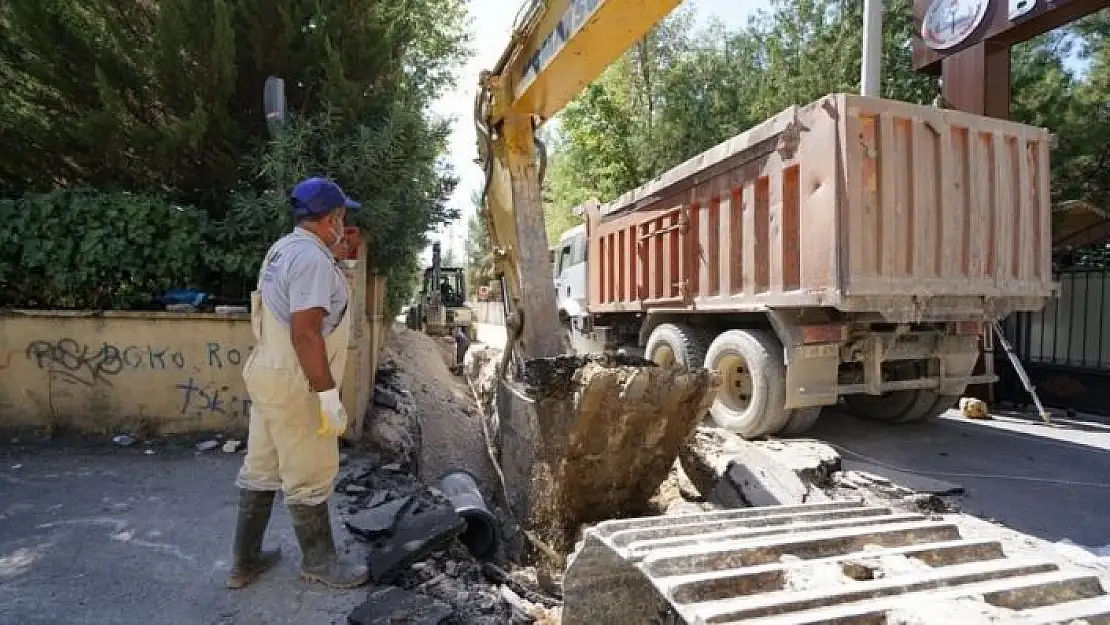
[{"left": 807, "top": 408, "right": 1110, "bottom": 548}]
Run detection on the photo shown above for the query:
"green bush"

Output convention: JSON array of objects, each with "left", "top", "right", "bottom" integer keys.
[
  {"left": 0, "top": 187, "right": 431, "bottom": 315},
  {"left": 0, "top": 190, "right": 210, "bottom": 309}
]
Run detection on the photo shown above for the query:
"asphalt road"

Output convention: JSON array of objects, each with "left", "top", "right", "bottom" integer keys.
[
  {"left": 810, "top": 407, "right": 1110, "bottom": 551},
  {"left": 474, "top": 322, "right": 1110, "bottom": 553},
  {"left": 0, "top": 443, "right": 366, "bottom": 625}
]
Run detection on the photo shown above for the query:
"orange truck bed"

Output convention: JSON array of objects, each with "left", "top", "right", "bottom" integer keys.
[{"left": 585, "top": 94, "right": 1054, "bottom": 322}]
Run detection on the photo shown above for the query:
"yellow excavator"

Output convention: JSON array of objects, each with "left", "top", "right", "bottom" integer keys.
[
  {"left": 474, "top": 2, "right": 1110, "bottom": 623},
  {"left": 474, "top": 0, "right": 716, "bottom": 559}
]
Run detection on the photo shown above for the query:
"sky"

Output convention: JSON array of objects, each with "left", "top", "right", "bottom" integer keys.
[{"left": 424, "top": 0, "right": 764, "bottom": 265}]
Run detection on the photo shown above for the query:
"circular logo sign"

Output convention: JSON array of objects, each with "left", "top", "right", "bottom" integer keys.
[{"left": 922, "top": 0, "right": 991, "bottom": 50}]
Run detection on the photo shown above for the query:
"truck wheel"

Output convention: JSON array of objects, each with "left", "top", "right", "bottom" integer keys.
[
  {"left": 780, "top": 407, "right": 823, "bottom": 435},
  {"left": 561, "top": 320, "right": 575, "bottom": 354},
  {"left": 703, "top": 329, "right": 791, "bottom": 438},
  {"left": 645, "top": 324, "right": 707, "bottom": 369},
  {"left": 844, "top": 389, "right": 934, "bottom": 423},
  {"left": 895, "top": 391, "right": 962, "bottom": 423}
]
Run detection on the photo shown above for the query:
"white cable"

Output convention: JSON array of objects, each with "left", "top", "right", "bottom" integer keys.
[{"left": 826, "top": 441, "right": 1110, "bottom": 490}]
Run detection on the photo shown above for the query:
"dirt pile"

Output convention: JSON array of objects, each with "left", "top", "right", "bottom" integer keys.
[
  {"left": 486, "top": 354, "right": 718, "bottom": 560},
  {"left": 367, "top": 326, "right": 496, "bottom": 492}
]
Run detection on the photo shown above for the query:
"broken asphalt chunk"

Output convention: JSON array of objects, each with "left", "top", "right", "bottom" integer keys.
[
  {"left": 345, "top": 495, "right": 413, "bottom": 541},
  {"left": 373, "top": 386, "right": 401, "bottom": 410},
  {"left": 368, "top": 500, "right": 465, "bottom": 583},
  {"left": 347, "top": 586, "right": 453, "bottom": 625}
]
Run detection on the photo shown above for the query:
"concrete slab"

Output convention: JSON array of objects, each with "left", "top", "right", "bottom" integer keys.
[
  {"left": 368, "top": 500, "right": 465, "bottom": 583},
  {"left": 680, "top": 428, "right": 831, "bottom": 508},
  {"left": 344, "top": 496, "right": 413, "bottom": 541},
  {"left": 840, "top": 458, "right": 964, "bottom": 495}
]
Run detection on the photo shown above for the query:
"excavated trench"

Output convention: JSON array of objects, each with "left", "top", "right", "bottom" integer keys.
[{"left": 476, "top": 351, "right": 718, "bottom": 563}]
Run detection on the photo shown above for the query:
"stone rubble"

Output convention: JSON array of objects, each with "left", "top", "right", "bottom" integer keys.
[
  {"left": 195, "top": 440, "right": 219, "bottom": 452},
  {"left": 959, "top": 396, "right": 992, "bottom": 420},
  {"left": 679, "top": 428, "right": 836, "bottom": 507},
  {"left": 335, "top": 357, "right": 562, "bottom": 625},
  {"left": 362, "top": 359, "right": 422, "bottom": 471},
  {"left": 335, "top": 455, "right": 561, "bottom": 624},
  {"left": 668, "top": 427, "right": 963, "bottom": 520}
]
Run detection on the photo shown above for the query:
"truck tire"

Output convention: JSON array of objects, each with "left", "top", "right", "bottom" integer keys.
[
  {"left": 895, "top": 391, "right": 962, "bottom": 423},
  {"left": 703, "top": 329, "right": 791, "bottom": 438},
  {"left": 780, "top": 407, "right": 823, "bottom": 435},
  {"left": 561, "top": 320, "right": 575, "bottom": 354},
  {"left": 645, "top": 324, "right": 708, "bottom": 369},
  {"left": 844, "top": 359, "right": 965, "bottom": 424},
  {"left": 844, "top": 389, "right": 934, "bottom": 423}
]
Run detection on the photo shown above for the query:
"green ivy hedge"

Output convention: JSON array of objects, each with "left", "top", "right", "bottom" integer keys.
[
  {"left": 0, "top": 189, "right": 414, "bottom": 316},
  {"left": 0, "top": 190, "right": 212, "bottom": 309}
]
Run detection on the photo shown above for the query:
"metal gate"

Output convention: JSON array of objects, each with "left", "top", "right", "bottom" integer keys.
[{"left": 998, "top": 269, "right": 1110, "bottom": 415}]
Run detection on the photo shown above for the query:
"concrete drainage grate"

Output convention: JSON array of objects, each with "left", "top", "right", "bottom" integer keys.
[{"left": 563, "top": 500, "right": 1110, "bottom": 624}]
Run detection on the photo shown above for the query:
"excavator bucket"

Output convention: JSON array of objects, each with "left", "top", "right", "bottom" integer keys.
[{"left": 491, "top": 354, "right": 718, "bottom": 560}]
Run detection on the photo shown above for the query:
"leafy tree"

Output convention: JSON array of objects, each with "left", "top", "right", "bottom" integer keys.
[
  {"left": 0, "top": 0, "right": 470, "bottom": 311},
  {"left": 466, "top": 192, "right": 497, "bottom": 290},
  {"left": 0, "top": 0, "right": 469, "bottom": 202},
  {"left": 543, "top": 0, "right": 939, "bottom": 240}
]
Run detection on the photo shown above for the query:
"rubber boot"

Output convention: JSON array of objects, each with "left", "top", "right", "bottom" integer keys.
[
  {"left": 226, "top": 489, "right": 282, "bottom": 589},
  {"left": 288, "top": 502, "right": 369, "bottom": 589}
]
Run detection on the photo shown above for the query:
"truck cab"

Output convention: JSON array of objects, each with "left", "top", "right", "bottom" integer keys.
[{"left": 552, "top": 224, "right": 588, "bottom": 328}]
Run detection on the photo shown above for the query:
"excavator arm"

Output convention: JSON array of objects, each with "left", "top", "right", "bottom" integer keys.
[
  {"left": 475, "top": 0, "right": 682, "bottom": 365},
  {"left": 468, "top": 0, "right": 720, "bottom": 565}
]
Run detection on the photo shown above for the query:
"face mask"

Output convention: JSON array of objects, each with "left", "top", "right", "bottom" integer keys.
[{"left": 325, "top": 216, "right": 345, "bottom": 247}]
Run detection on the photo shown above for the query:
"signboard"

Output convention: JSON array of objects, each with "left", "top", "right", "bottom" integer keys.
[{"left": 913, "top": 0, "right": 1109, "bottom": 71}]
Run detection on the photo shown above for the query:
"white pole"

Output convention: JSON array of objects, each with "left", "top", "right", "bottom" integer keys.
[{"left": 861, "top": 0, "right": 883, "bottom": 97}]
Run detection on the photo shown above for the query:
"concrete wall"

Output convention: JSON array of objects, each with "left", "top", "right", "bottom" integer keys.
[
  {"left": 0, "top": 254, "right": 387, "bottom": 438},
  {"left": 0, "top": 311, "right": 255, "bottom": 436}
]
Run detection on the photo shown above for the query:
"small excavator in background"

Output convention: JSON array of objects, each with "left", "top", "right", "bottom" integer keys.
[{"left": 406, "top": 241, "right": 478, "bottom": 344}]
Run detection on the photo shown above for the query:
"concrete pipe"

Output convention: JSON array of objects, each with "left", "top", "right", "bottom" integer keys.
[{"left": 438, "top": 470, "right": 499, "bottom": 559}]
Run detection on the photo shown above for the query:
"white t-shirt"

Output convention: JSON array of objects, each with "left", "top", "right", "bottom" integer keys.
[{"left": 259, "top": 229, "right": 348, "bottom": 336}]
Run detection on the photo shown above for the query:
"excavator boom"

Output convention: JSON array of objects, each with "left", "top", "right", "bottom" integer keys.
[
  {"left": 476, "top": 0, "right": 681, "bottom": 363},
  {"left": 472, "top": 0, "right": 717, "bottom": 566}
]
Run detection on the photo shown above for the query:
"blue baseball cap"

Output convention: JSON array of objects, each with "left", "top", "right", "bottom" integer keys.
[{"left": 289, "top": 177, "right": 361, "bottom": 218}]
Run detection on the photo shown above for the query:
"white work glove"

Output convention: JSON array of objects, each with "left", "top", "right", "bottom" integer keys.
[{"left": 316, "top": 388, "right": 349, "bottom": 437}]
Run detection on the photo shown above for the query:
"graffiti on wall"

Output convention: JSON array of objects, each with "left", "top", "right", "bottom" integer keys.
[
  {"left": 24, "top": 338, "right": 256, "bottom": 422},
  {"left": 24, "top": 339, "right": 252, "bottom": 387},
  {"left": 175, "top": 378, "right": 253, "bottom": 419}
]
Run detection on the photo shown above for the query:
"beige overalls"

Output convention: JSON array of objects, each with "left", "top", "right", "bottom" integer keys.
[{"left": 235, "top": 232, "right": 352, "bottom": 506}]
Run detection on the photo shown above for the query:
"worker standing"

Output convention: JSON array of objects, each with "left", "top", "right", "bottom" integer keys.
[{"left": 226, "top": 177, "right": 369, "bottom": 590}]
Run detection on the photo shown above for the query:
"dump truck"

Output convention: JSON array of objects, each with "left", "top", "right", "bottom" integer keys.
[
  {"left": 471, "top": 1, "right": 1097, "bottom": 622},
  {"left": 552, "top": 94, "right": 1055, "bottom": 438}
]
